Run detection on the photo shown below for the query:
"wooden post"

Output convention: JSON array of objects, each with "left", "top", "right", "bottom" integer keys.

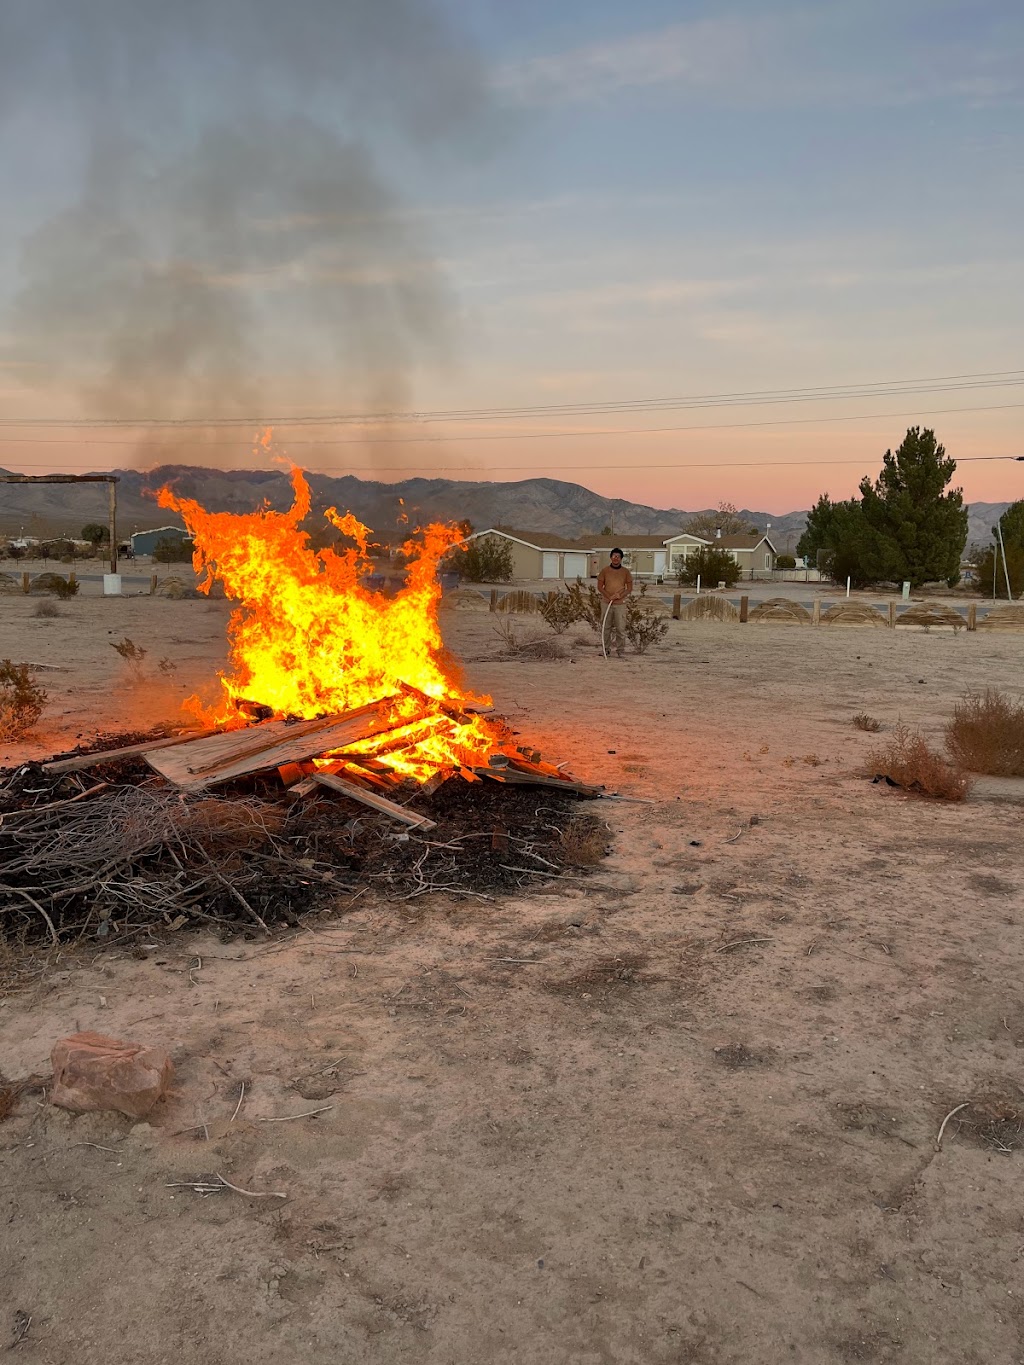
[
  {"left": 150, "top": 573, "right": 158, "bottom": 595},
  {"left": 21, "top": 571, "right": 29, "bottom": 594},
  {"left": 739, "top": 595, "right": 749, "bottom": 623},
  {"left": 108, "top": 480, "right": 118, "bottom": 574},
  {"left": 811, "top": 599, "right": 820, "bottom": 626},
  {"left": 672, "top": 593, "right": 681, "bottom": 619},
  {"left": 888, "top": 600, "right": 896, "bottom": 629},
  {"left": 68, "top": 571, "right": 77, "bottom": 590},
  {"left": 489, "top": 589, "right": 498, "bottom": 612},
  {"left": 966, "top": 601, "right": 977, "bottom": 631}
]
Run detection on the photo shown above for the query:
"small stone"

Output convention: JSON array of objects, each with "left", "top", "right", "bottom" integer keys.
[{"left": 50, "top": 1031, "right": 173, "bottom": 1119}]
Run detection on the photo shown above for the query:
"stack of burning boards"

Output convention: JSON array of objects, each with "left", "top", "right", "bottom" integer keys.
[{"left": 45, "top": 688, "right": 602, "bottom": 831}]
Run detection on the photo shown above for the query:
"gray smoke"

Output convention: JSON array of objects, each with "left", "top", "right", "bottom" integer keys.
[{"left": 0, "top": 0, "right": 494, "bottom": 453}]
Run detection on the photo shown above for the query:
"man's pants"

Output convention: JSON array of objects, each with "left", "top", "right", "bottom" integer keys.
[{"left": 604, "top": 604, "right": 626, "bottom": 657}]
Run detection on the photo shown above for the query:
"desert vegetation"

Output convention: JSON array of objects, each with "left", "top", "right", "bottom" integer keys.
[
  {"left": 944, "top": 689, "right": 1024, "bottom": 776},
  {"left": 866, "top": 721, "right": 971, "bottom": 801}
]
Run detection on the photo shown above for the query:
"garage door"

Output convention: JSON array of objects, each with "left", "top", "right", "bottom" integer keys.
[
  {"left": 563, "top": 552, "right": 588, "bottom": 579},
  {"left": 541, "top": 552, "right": 560, "bottom": 578}
]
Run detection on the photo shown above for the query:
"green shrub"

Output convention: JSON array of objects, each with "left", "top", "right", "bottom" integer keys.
[
  {"left": 566, "top": 578, "right": 604, "bottom": 632},
  {"left": 153, "top": 537, "right": 196, "bottom": 564},
  {"left": 447, "top": 535, "right": 514, "bottom": 583},
  {"left": 624, "top": 587, "right": 670, "bottom": 654},
  {"left": 675, "top": 546, "right": 741, "bottom": 589},
  {"left": 776, "top": 554, "right": 797, "bottom": 570}
]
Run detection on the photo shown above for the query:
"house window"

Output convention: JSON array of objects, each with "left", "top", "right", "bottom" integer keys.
[{"left": 765, "top": 553, "right": 770, "bottom": 569}]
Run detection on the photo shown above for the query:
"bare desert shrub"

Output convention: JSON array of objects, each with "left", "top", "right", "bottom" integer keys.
[
  {"left": 492, "top": 618, "right": 522, "bottom": 656},
  {"left": 853, "top": 713, "right": 882, "bottom": 732},
  {"left": 945, "top": 689, "right": 1024, "bottom": 776},
  {"left": 492, "top": 619, "right": 565, "bottom": 660},
  {"left": 624, "top": 589, "right": 670, "bottom": 654},
  {"left": 0, "top": 660, "right": 47, "bottom": 740},
  {"left": 519, "top": 637, "right": 567, "bottom": 660},
  {"left": 866, "top": 722, "right": 971, "bottom": 801},
  {"left": 567, "top": 578, "right": 604, "bottom": 632},
  {"left": 33, "top": 600, "right": 63, "bottom": 620},
  {"left": 538, "top": 590, "right": 582, "bottom": 635},
  {"left": 558, "top": 813, "right": 610, "bottom": 866},
  {"left": 110, "top": 636, "right": 148, "bottom": 681}
]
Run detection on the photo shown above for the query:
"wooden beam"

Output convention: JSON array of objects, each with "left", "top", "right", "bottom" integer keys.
[
  {"left": 42, "top": 730, "right": 207, "bottom": 773},
  {"left": 311, "top": 771, "right": 437, "bottom": 829},
  {"left": 145, "top": 698, "right": 423, "bottom": 789},
  {"left": 471, "top": 767, "right": 604, "bottom": 797}
]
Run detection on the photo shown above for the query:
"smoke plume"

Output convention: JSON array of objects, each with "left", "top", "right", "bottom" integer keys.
[{"left": 0, "top": 0, "right": 493, "bottom": 450}]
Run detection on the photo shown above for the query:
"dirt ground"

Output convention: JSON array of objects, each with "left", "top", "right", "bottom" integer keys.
[{"left": 2, "top": 594, "right": 1023, "bottom": 1365}]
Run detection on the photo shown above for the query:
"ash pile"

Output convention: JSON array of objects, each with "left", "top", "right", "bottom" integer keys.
[{"left": 0, "top": 701, "right": 609, "bottom": 949}]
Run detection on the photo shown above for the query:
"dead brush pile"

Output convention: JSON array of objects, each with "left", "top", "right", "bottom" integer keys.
[
  {"left": 0, "top": 740, "right": 607, "bottom": 948},
  {"left": 866, "top": 722, "right": 971, "bottom": 801},
  {"left": 492, "top": 619, "right": 566, "bottom": 660},
  {"left": 945, "top": 689, "right": 1024, "bottom": 776}
]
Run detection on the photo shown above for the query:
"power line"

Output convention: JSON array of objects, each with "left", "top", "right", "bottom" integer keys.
[
  {"left": 2, "top": 398, "right": 1024, "bottom": 469},
  {"left": 0, "top": 368, "right": 1022, "bottom": 430}
]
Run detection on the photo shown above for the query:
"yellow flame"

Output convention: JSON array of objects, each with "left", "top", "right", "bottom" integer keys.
[{"left": 157, "top": 467, "right": 496, "bottom": 777}]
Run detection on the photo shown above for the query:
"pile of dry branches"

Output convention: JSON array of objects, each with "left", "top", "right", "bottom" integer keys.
[{"left": 0, "top": 750, "right": 606, "bottom": 948}]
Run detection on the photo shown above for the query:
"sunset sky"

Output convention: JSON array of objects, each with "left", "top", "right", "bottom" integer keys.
[{"left": 0, "top": 0, "right": 1022, "bottom": 512}]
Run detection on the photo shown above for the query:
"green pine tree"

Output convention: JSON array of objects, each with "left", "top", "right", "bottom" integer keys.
[{"left": 857, "top": 427, "right": 967, "bottom": 587}]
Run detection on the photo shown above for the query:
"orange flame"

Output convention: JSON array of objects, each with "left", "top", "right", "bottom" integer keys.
[{"left": 157, "top": 467, "right": 495, "bottom": 779}]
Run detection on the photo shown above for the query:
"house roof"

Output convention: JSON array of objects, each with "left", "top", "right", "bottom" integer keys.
[
  {"left": 130, "top": 525, "right": 188, "bottom": 539},
  {"left": 471, "top": 527, "right": 588, "bottom": 551},
  {"left": 662, "top": 532, "right": 712, "bottom": 546},
  {"left": 589, "top": 534, "right": 676, "bottom": 550},
  {"left": 713, "top": 532, "right": 777, "bottom": 552}
]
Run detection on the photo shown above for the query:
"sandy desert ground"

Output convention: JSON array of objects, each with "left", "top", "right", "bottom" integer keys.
[{"left": 1, "top": 593, "right": 1023, "bottom": 1365}]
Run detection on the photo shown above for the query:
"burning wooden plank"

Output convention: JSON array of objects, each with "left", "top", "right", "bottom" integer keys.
[
  {"left": 311, "top": 771, "right": 437, "bottom": 830},
  {"left": 146, "top": 697, "right": 429, "bottom": 790}
]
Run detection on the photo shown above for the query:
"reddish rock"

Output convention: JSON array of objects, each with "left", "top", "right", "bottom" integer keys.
[{"left": 50, "top": 1032, "right": 173, "bottom": 1118}]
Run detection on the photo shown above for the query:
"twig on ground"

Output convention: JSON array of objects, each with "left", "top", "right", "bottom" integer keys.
[
  {"left": 724, "top": 828, "right": 745, "bottom": 844},
  {"left": 714, "top": 938, "right": 774, "bottom": 953},
  {"left": 490, "top": 957, "right": 542, "bottom": 964},
  {"left": 258, "top": 1106, "right": 333, "bottom": 1122},
  {"left": 166, "top": 1174, "right": 287, "bottom": 1198},
  {"left": 936, "top": 1102, "right": 969, "bottom": 1150},
  {"left": 735, "top": 1280, "right": 766, "bottom": 1299},
  {"left": 230, "top": 1081, "right": 245, "bottom": 1123},
  {"left": 9, "top": 1310, "right": 31, "bottom": 1348},
  {"left": 69, "top": 1141, "right": 122, "bottom": 1153},
  {"left": 215, "top": 1173, "right": 287, "bottom": 1198}
]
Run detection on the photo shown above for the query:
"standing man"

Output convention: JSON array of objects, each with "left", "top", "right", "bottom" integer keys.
[{"left": 597, "top": 547, "right": 633, "bottom": 658}]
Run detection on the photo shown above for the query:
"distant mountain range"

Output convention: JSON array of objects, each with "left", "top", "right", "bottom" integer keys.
[{"left": 0, "top": 466, "right": 1012, "bottom": 551}]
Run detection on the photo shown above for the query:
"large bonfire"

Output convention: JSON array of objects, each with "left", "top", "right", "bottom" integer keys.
[{"left": 157, "top": 467, "right": 498, "bottom": 781}]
